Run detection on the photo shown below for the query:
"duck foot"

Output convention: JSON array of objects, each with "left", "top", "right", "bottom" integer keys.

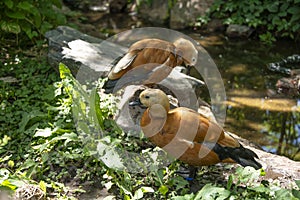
[{"left": 176, "top": 166, "right": 198, "bottom": 181}]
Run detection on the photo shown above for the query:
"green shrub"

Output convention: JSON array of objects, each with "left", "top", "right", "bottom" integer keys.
[
  {"left": 0, "top": 0, "right": 66, "bottom": 44},
  {"left": 206, "top": 0, "right": 300, "bottom": 43}
]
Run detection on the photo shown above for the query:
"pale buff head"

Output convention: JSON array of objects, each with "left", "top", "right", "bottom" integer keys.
[
  {"left": 139, "top": 89, "right": 170, "bottom": 112},
  {"left": 173, "top": 38, "right": 198, "bottom": 66}
]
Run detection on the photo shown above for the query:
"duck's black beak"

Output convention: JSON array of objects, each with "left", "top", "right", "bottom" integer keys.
[
  {"left": 129, "top": 99, "right": 142, "bottom": 106},
  {"left": 186, "top": 65, "right": 192, "bottom": 75}
]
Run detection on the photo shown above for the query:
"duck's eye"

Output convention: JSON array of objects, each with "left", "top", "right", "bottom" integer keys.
[{"left": 144, "top": 95, "right": 150, "bottom": 99}]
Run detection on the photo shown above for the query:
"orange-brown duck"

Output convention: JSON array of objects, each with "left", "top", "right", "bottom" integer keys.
[
  {"left": 130, "top": 89, "right": 262, "bottom": 169},
  {"left": 104, "top": 38, "right": 198, "bottom": 92}
]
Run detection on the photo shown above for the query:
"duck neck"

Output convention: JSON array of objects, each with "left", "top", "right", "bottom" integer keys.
[{"left": 148, "top": 103, "right": 169, "bottom": 119}]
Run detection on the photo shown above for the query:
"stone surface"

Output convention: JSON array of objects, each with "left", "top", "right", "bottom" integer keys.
[
  {"left": 137, "top": 0, "right": 169, "bottom": 26},
  {"left": 226, "top": 24, "right": 254, "bottom": 38},
  {"left": 170, "top": 0, "right": 213, "bottom": 29}
]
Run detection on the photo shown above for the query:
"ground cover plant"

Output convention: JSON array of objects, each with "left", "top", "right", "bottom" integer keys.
[{"left": 0, "top": 51, "right": 299, "bottom": 199}]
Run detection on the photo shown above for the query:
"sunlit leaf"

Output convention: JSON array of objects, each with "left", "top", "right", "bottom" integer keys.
[
  {"left": 133, "top": 188, "right": 144, "bottom": 199},
  {"left": 1, "top": 179, "right": 17, "bottom": 190},
  {"left": 158, "top": 185, "right": 168, "bottom": 195},
  {"left": 39, "top": 180, "right": 47, "bottom": 193},
  {"left": 0, "top": 21, "right": 21, "bottom": 34},
  {"left": 34, "top": 127, "right": 53, "bottom": 137},
  {"left": 141, "top": 186, "right": 155, "bottom": 193},
  {"left": 195, "top": 184, "right": 230, "bottom": 200}
]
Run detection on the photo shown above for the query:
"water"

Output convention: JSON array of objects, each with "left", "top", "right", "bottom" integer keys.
[{"left": 191, "top": 34, "right": 300, "bottom": 160}]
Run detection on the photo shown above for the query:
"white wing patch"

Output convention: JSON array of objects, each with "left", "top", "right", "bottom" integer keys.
[{"left": 113, "top": 53, "right": 137, "bottom": 74}]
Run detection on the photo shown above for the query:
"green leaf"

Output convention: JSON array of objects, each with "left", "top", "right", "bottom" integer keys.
[
  {"left": 267, "top": 4, "right": 278, "bottom": 13},
  {"left": 34, "top": 127, "right": 53, "bottom": 137},
  {"left": 39, "top": 180, "right": 47, "bottom": 193},
  {"left": 4, "top": 0, "right": 13, "bottom": 9},
  {"left": 133, "top": 188, "right": 144, "bottom": 199},
  {"left": 287, "top": 6, "right": 300, "bottom": 14},
  {"left": 158, "top": 185, "right": 169, "bottom": 195},
  {"left": 1, "top": 179, "right": 17, "bottom": 190},
  {"left": 195, "top": 184, "right": 231, "bottom": 200},
  {"left": 141, "top": 186, "right": 155, "bottom": 193},
  {"left": 0, "top": 21, "right": 21, "bottom": 34},
  {"left": 5, "top": 10, "right": 25, "bottom": 19},
  {"left": 227, "top": 174, "right": 233, "bottom": 190},
  {"left": 295, "top": 180, "right": 300, "bottom": 188},
  {"left": 59, "top": 63, "right": 72, "bottom": 79},
  {"left": 17, "top": 1, "right": 33, "bottom": 11},
  {"left": 0, "top": 155, "right": 12, "bottom": 163},
  {"left": 51, "top": 0, "right": 63, "bottom": 8},
  {"left": 275, "top": 189, "right": 297, "bottom": 199},
  {"left": 96, "top": 141, "right": 125, "bottom": 170},
  {"left": 292, "top": 189, "right": 300, "bottom": 199},
  {"left": 171, "top": 194, "right": 195, "bottom": 200}
]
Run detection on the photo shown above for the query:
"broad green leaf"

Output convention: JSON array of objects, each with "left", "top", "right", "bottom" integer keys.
[
  {"left": 96, "top": 141, "right": 125, "bottom": 170},
  {"left": 194, "top": 184, "right": 230, "bottom": 200},
  {"left": 34, "top": 127, "right": 53, "bottom": 137},
  {"left": 292, "top": 189, "right": 300, "bottom": 199},
  {"left": 133, "top": 188, "right": 144, "bottom": 199},
  {"left": 17, "top": 1, "right": 32, "bottom": 11},
  {"left": 0, "top": 21, "right": 21, "bottom": 34},
  {"left": 4, "top": 0, "right": 13, "bottom": 9},
  {"left": 5, "top": 10, "right": 25, "bottom": 19},
  {"left": 287, "top": 6, "right": 300, "bottom": 14},
  {"left": 275, "top": 188, "right": 297, "bottom": 199},
  {"left": 267, "top": 4, "right": 278, "bottom": 13},
  {"left": 19, "top": 111, "right": 47, "bottom": 132},
  {"left": 141, "top": 186, "right": 155, "bottom": 193}
]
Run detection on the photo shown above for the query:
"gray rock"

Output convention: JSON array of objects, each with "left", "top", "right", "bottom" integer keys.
[
  {"left": 170, "top": 0, "right": 213, "bottom": 29},
  {"left": 226, "top": 24, "right": 254, "bottom": 38},
  {"left": 137, "top": 0, "right": 169, "bottom": 25}
]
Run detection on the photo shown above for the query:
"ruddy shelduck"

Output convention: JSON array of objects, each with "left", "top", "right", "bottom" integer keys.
[
  {"left": 130, "top": 89, "right": 262, "bottom": 169},
  {"left": 104, "top": 38, "right": 198, "bottom": 92}
]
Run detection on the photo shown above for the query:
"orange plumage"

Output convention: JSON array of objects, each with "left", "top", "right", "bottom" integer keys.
[
  {"left": 133, "top": 89, "right": 262, "bottom": 169},
  {"left": 104, "top": 38, "right": 198, "bottom": 92}
]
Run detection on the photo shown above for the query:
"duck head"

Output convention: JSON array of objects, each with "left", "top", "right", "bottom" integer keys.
[{"left": 173, "top": 38, "right": 198, "bottom": 68}]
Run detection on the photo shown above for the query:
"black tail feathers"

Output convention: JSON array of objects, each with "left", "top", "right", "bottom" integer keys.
[
  {"left": 208, "top": 142, "right": 262, "bottom": 170},
  {"left": 224, "top": 145, "right": 262, "bottom": 170}
]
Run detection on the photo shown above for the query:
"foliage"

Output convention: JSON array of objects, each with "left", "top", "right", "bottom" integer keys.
[
  {"left": 0, "top": 56, "right": 299, "bottom": 199},
  {"left": 0, "top": 0, "right": 66, "bottom": 44},
  {"left": 203, "top": 0, "right": 300, "bottom": 43}
]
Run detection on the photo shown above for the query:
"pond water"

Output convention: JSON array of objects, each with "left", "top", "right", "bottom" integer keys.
[{"left": 189, "top": 34, "right": 300, "bottom": 160}]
